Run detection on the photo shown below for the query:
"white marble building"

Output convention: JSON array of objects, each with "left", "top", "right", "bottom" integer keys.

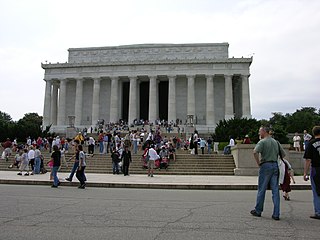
[{"left": 41, "top": 43, "right": 252, "bottom": 133}]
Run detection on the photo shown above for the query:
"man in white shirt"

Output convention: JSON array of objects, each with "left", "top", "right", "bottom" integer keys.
[
  {"left": 224, "top": 136, "right": 235, "bottom": 155},
  {"left": 229, "top": 137, "right": 235, "bottom": 147},
  {"left": 146, "top": 130, "right": 154, "bottom": 143},
  {"left": 55, "top": 136, "right": 61, "bottom": 148},
  {"left": 144, "top": 145, "right": 159, "bottom": 177},
  {"left": 88, "top": 137, "right": 95, "bottom": 154},
  {"left": 303, "top": 130, "right": 312, "bottom": 150},
  {"left": 27, "top": 146, "right": 35, "bottom": 175}
]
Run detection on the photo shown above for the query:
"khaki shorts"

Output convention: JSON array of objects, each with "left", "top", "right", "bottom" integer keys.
[
  {"left": 19, "top": 162, "right": 29, "bottom": 171},
  {"left": 147, "top": 160, "right": 155, "bottom": 169}
]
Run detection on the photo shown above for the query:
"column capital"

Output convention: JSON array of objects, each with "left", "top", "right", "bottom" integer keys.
[
  {"left": 129, "top": 76, "right": 138, "bottom": 81},
  {"left": 167, "top": 75, "right": 177, "bottom": 80},
  {"left": 205, "top": 74, "right": 214, "bottom": 80},
  {"left": 51, "top": 80, "right": 59, "bottom": 86},
  {"left": 110, "top": 76, "right": 119, "bottom": 81},
  {"left": 59, "top": 79, "right": 68, "bottom": 84},
  {"left": 224, "top": 74, "right": 233, "bottom": 79},
  {"left": 149, "top": 75, "right": 157, "bottom": 80},
  {"left": 75, "top": 78, "right": 85, "bottom": 83},
  {"left": 241, "top": 74, "right": 250, "bottom": 79},
  {"left": 186, "top": 75, "right": 195, "bottom": 80},
  {"left": 93, "top": 78, "right": 101, "bottom": 84}
]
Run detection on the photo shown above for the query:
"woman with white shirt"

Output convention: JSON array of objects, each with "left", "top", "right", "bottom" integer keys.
[{"left": 144, "top": 145, "right": 159, "bottom": 177}]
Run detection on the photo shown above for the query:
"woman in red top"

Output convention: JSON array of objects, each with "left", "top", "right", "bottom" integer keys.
[{"left": 243, "top": 135, "right": 251, "bottom": 144}]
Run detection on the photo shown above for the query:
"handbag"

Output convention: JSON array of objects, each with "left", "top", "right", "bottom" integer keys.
[
  {"left": 277, "top": 142, "right": 286, "bottom": 184},
  {"left": 145, "top": 150, "right": 150, "bottom": 162}
]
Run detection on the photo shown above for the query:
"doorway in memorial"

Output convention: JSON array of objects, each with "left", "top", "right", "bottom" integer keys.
[
  {"left": 122, "top": 82, "right": 129, "bottom": 121},
  {"left": 139, "top": 81, "right": 149, "bottom": 121},
  {"left": 158, "top": 81, "right": 168, "bottom": 121}
]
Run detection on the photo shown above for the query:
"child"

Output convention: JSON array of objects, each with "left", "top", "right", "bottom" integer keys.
[
  {"left": 60, "top": 147, "right": 68, "bottom": 168},
  {"left": 17, "top": 149, "right": 29, "bottom": 176},
  {"left": 280, "top": 159, "right": 295, "bottom": 201},
  {"left": 9, "top": 150, "right": 22, "bottom": 169},
  {"left": 199, "top": 138, "right": 206, "bottom": 154}
]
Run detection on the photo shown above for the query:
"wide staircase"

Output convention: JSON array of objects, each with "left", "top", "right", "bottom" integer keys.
[{"left": 0, "top": 150, "right": 235, "bottom": 175}]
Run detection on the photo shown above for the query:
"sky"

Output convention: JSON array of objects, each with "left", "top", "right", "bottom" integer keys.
[{"left": 0, "top": 0, "right": 319, "bottom": 121}]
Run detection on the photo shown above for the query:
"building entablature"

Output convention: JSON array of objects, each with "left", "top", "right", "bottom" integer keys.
[{"left": 41, "top": 57, "right": 252, "bottom": 69}]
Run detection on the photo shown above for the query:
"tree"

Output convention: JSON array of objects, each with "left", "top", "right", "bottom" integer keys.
[
  {"left": 286, "top": 107, "right": 320, "bottom": 133},
  {"left": 15, "top": 113, "right": 43, "bottom": 142},
  {"left": 268, "top": 112, "right": 288, "bottom": 129},
  {"left": 0, "top": 111, "right": 14, "bottom": 142},
  {"left": 271, "top": 125, "right": 289, "bottom": 144},
  {"left": 0, "top": 111, "right": 12, "bottom": 122},
  {"left": 214, "top": 118, "right": 261, "bottom": 143}
]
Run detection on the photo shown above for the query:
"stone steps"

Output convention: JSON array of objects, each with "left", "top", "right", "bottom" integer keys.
[{"left": 1, "top": 151, "right": 235, "bottom": 175}]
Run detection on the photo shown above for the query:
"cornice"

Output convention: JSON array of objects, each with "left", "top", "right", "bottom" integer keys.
[{"left": 42, "top": 58, "right": 252, "bottom": 69}]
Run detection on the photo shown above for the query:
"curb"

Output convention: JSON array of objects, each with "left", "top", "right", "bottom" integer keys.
[{"left": 0, "top": 179, "right": 312, "bottom": 191}]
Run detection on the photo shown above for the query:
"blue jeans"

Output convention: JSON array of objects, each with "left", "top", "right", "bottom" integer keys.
[
  {"left": 112, "top": 162, "right": 119, "bottom": 174},
  {"left": 207, "top": 144, "right": 212, "bottom": 154},
  {"left": 310, "top": 167, "right": 320, "bottom": 216},
  {"left": 223, "top": 146, "right": 231, "bottom": 154},
  {"left": 99, "top": 142, "right": 104, "bottom": 153},
  {"left": 68, "top": 161, "right": 79, "bottom": 180},
  {"left": 51, "top": 166, "right": 60, "bottom": 186},
  {"left": 255, "top": 162, "right": 280, "bottom": 217},
  {"left": 133, "top": 141, "right": 138, "bottom": 154},
  {"left": 34, "top": 157, "right": 41, "bottom": 174}
]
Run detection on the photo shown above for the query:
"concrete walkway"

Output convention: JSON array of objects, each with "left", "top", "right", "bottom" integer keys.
[{"left": 0, "top": 171, "right": 311, "bottom": 190}]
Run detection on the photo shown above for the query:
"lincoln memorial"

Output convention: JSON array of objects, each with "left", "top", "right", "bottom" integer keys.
[{"left": 41, "top": 43, "right": 252, "bottom": 133}]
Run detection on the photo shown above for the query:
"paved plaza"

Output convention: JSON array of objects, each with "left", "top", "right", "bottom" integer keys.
[
  {"left": 0, "top": 185, "right": 318, "bottom": 240},
  {"left": 0, "top": 171, "right": 310, "bottom": 190}
]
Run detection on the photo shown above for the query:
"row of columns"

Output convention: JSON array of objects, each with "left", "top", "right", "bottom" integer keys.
[{"left": 42, "top": 74, "right": 251, "bottom": 128}]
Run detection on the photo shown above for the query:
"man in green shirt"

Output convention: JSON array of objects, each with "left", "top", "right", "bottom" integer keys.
[{"left": 250, "top": 126, "right": 285, "bottom": 220}]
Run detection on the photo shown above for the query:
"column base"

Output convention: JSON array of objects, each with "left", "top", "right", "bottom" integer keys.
[
  {"left": 241, "top": 114, "right": 252, "bottom": 119},
  {"left": 224, "top": 115, "right": 234, "bottom": 120}
]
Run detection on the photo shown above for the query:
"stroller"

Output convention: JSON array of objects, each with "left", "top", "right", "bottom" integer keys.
[
  {"left": 160, "top": 157, "right": 169, "bottom": 170},
  {"left": 141, "top": 156, "right": 148, "bottom": 169},
  {"left": 154, "top": 159, "right": 161, "bottom": 169},
  {"left": 141, "top": 156, "right": 161, "bottom": 169}
]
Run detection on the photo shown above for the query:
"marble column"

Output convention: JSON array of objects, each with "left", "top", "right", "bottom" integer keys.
[
  {"left": 110, "top": 77, "right": 119, "bottom": 123},
  {"left": 74, "top": 79, "right": 84, "bottom": 127},
  {"left": 224, "top": 74, "right": 234, "bottom": 120},
  {"left": 50, "top": 82, "right": 58, "bottom": 125},
  {"left": 92, "top": 78, "right": 101, "bottom": 126},
  {"left": 241, "top": 74, "right": 252, "bottom": 119},
  {"left": 187, "top": 75, "right": 195, "bottom": 117},
  {"left": 168, "top": 75, "right": 176, "bottom": 123},
  {"left": 57, "top": 79, "right": 67, "bottom": 126},
  {"left": 42, "top": 79, "right": 52, "bottom": 129},
  {"left": 148, "top": 76, "right": 157, "bottom": 124},
  {"left": 206, "top": 75, "right": 215, "bottom": 125},
  {"left": 156, "top": 80, "right": 159, "bottom": 122},
  {"left": 128, "top": 76, "right": 138, "bottom": 125}
]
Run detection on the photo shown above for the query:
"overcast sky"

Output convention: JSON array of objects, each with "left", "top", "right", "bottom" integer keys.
[{"left": 0, "top": 0, "right": 319, "bottom": 121}]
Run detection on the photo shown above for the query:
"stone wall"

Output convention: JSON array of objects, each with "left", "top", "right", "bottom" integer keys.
[
  {"left": 232, "top": 144, "right": 297, "bottom": 176},
  {"left": 68, "top": 43, "right": 229, "bottom": 64}
]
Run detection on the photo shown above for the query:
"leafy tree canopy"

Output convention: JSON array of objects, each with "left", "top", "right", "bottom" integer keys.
[
  {"left": 0, "top": 111, "right": 13, "bottom": 123},
  {"left": 214, "top": 117, "right": 261, "bottom": 143},
  {"left": 286, "top": 107, "right": 320, "bottom": 133}
]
